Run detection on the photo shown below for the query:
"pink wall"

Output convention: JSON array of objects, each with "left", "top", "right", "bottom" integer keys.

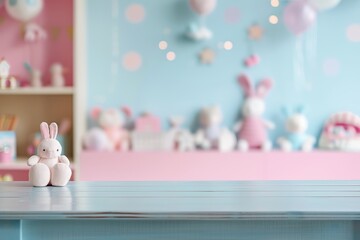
[{"left": 0, "top": 0, "right": 73, "bottom": 86}]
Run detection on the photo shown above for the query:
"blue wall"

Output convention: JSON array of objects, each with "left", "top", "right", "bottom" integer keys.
[{"left": 86, "top": 0, "right": 360, "bottom": 141}]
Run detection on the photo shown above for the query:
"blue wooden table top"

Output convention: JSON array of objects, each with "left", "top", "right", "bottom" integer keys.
[{"left": 1, "top": 181, "right": 360, "bottom": 220}]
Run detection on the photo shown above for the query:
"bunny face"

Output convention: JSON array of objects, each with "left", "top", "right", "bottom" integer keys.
[
  {"left": 285, "top": 113, "right": 308, "bottom": 133},
  {"left": 38, "top": 139, "right": 62, "bottom": 158},
  {"left": 38, "top": 122, "right": 62, "bottom": 159},
  {"left": 242, "top": 97, "right": 265, "bottom": 117}
]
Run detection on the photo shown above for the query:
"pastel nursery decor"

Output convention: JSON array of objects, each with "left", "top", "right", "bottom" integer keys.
[
  {"left": 319, "top": 112, "right": 360, "bottom": 151},
  {"left": 50, "top": 63, "right": 66, "bottom": 87},
  {"left": 131, "top": 113, "right": 170, "bottom": 151},
  {"left": 87, "top": 107, "right": 130, "bottom": 151},
  {"left": 186, "top": 0, "right": 217, "bottom": 41},
  {"left": 27, "top": 122, "right": 71, "bottom": 187},
  {"left": 0, "top": 59, "right": 17, "bottom": 89},
  {"left": 194, "top": 105, "right": 236, "bottom": 151},
  {"left": 4, "top": 0, "right": 47, "bottom": 42},
  {"left": 235, "top": 75, "right": 274, "bottom": 151},
  {"left": 167, "top": 116, "right": 195, "bottom": 151},
  {"left": 277, "top": 106, "right": 315, "bottom": 151}
]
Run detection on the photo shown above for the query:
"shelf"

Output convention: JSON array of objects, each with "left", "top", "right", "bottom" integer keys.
[
  {"left": 0, "top": 87, "right": 74, "bottom": 95},
  {"left": 79, "top": 150, "right": 360, "bottom": 181},
  {"left": 0, "top": 158, "right": 75, "bottom": 170}
]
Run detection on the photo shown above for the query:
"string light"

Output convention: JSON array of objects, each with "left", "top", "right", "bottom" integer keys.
[{"left": 269, "top": 15, "right": 279, "bottom": 24}]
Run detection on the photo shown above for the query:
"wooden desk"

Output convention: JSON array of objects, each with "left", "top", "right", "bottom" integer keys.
[{"left": 1, "top": 181, "right": 360, "bottom": 240}]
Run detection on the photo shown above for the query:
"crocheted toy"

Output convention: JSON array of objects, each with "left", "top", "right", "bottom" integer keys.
[
  {"left": 89, "top": 107, "right": 130, "bottom": 151},
  {"left": 319, "top": 112, "right": 360, "bottom": 151},
  {"left": 234, "top": 74, "right": 274, "bottom": 151},
  {"left": 27, "top": 122, "right": 72, "bottom": 187},
  {"left": 277, "top": 106, "right": 315, "bottom": 151},
  {"left": 194, "top": 105, "right": 236, "bottom": 151}
]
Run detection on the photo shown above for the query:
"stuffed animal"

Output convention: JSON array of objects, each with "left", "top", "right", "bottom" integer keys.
[
  {"left": 27, "top": 122, "right": 72, "bottom": 187},
  {"left": 194, "top": 105, "right": 236, "bottom": 151},
  {"left": 50, "top": 63, "right": 65, "bottom": 87},
  {"left": 88, "top": 107, "right": 130, "bottom": 151},
  {"left": 234, "top": 74, "right": 274, "bottom": 151},
  {"left": 319, "top": 112, "right": 360, "bottom": 151},
  {"left": 277, "top": 106, "right": 315, "bottom": 151},
  {"left": 167, "top": 116, "right": 195, "bottom": 151}
]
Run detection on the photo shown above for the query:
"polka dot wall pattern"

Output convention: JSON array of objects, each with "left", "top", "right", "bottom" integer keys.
[
  {"left": 122, "top": 52, "right": 142, "bottom": 71},
  {"left": 346, "top": 24, "right": 360, "bottom": 42},
  {"left": 125, "top": 4, "right": 145, "bottom": 24}
]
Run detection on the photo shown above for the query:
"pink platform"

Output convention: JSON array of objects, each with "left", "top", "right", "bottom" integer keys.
[{"left": 79, "top": 151, "right": 360, "bottom": 181}]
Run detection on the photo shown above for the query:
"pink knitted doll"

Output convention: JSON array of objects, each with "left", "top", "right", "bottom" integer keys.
[{"left": 234, "top": 74, "right": 274, "bottom": 151}]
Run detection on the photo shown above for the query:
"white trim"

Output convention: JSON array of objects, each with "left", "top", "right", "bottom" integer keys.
[{"left": 74, "top": 0, "right": 87, "bottom": 180}]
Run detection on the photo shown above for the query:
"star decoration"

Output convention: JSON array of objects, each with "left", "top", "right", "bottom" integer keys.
[
  {"left": 248, "top": 24, "right": 264, "bottom": 40},
  {"left": 199, "top": 48, "right": 215, "bottom": 64}
]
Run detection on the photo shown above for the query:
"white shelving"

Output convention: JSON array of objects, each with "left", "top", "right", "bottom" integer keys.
[{"left": 0, "top": 87, "right": 74, "bottom": 95}]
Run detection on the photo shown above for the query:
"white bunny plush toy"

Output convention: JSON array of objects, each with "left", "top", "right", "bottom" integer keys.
[
  {"left": 234, "top": 74, "right": 275, "bottom": 151},
  {"left": 27, "top": 122, "right": 72, "bottom": 187}
]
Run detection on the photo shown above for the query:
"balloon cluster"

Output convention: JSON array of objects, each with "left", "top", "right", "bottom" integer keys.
[{"left": 284, "top": 0, "right": 341, "bottom": 35}]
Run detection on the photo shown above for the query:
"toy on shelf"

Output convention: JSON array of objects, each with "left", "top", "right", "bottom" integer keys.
[
  {"left": 5, "top": 0, "right": 47, "bottom": 42},
  {"left": 194, "top": 105, "right": 236, "bottom": 151},
  {"left": 24, "top": 62, "right": 42, "bottom": 87},
  {"left": 167, "top": 116, "right": 195, "bottom": 152},
  {"left": 319, "top": 112, "right": 360, "bottom": 151},
  {"left": 0, "top": 59, "right": 17, "bottom": 89},
  {"left": 50, "top": 63, "right": 66, "bottom": 87},
  {"left": 83, "top": 107, "right": 130, "bottom": 151},
  {"left": 0, "top": 114, "right": 18, "bottom": 161},
  {"left": 277, "top": 106, "right": 315, "bottom": 151},
  {"left": 234, "top": 74, "right": 274, "bottom": 151},
  {"left": 131, "top": 112, "right": 170, "bottom": 151},
  {"left": 27, "top": 122, "right": 72, "bottom": 187}
]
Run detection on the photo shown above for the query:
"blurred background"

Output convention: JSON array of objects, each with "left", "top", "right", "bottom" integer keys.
[{"left": 0, "top": 0, "right": 359, "bottom": 182}]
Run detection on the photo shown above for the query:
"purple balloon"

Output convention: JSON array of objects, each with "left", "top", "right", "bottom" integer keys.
[{"left": 283, "top": 0, "right": 317, "bottom": 35}]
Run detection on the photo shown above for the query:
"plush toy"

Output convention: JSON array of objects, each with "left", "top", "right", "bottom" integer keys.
[
  {"left": 194, "top": 105, "right": 236, "bottom": 151},
  {"left": 277, "top": 106, "right": 315, "bottom": 151},
  {"left": 87, "top": 107, "right": 130, "bottom": 151},
  {"left": 319, "top": 112, "right": 360, "bottom": 151},
  {"left": 234, "top": 74, "right": 274, "bottom": 151},
  {"left": 50, "top": 63, "right": 66, "bottom": 87},
  {"left": 27, "top": 122, "right": 72, "bottom": 187},
  {"left": 167, "top": 116, "right": 195, "bottom": 151}
]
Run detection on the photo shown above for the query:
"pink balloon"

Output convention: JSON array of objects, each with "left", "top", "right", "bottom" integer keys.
[
  {"left": 283, "top": 0, "right": 317, "bottom": 35},
  {"left": 189, "top": 0, "right": 217, "bottom": 16}
]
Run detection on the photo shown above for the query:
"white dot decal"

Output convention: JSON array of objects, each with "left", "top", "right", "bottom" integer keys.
[
  {"left": 269, "top": 15, "right": 278, "bottom": 24},
  {"left": 166, "top": 51, "right": 176, "bottom": 61},
  {"left": 125, "top": 4, "right": 145, "bottom": 23},
  {"left": 159, "top": 41, "right": 168, "bottom": 50},
  {"left": 223, "top": 41, "right": 233, "bottom": 50},
  {"left": 271, "top": 0, "right": 280, "bottom": 7},
  {"left": 122, "top": 52, "right": 142, "bottom": 71},
  {"left": 323, "top": 58, "right": 340, "bottom": 76},
  {"left": 346, "top": 24, "right": 360, "bottom": 42}
]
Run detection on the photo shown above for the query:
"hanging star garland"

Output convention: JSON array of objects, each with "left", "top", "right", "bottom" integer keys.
[{"left": 199, "top": 48, "right": 215, "bottom": 64}]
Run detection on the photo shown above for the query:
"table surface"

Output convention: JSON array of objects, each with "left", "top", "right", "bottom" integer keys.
[{"left": 1, "top": 181, "right": 360, "bottom": 220}]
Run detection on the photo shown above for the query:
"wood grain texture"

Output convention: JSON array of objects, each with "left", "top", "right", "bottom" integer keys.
[{"left": 2, "top": 181, "right": 360, "bottom": 220}]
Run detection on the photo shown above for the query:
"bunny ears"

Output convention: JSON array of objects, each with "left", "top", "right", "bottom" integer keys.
[
  {"left": 238, "top": 74, "right": 273, "bottom": 98},
  {"left": 40, "top": 122, "right": 58, "bottom": 139}
]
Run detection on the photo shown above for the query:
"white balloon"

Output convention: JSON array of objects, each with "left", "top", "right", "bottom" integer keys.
[
  {"left": 308, "top": 0, "right": 342, "bottom": 11},
  {"left": 189, "top": 0, "right": 217, "bottom": 16},
  {"left": 5, "top": 0, "right": 43, "bottom": 22}
]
